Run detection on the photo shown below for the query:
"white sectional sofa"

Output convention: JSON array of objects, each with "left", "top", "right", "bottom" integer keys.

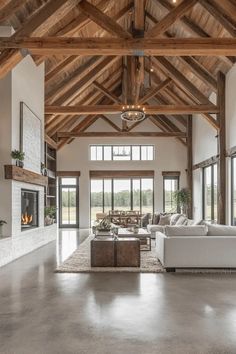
[{"left": 156, "top": 225, "right": 236, "bottom": 271}]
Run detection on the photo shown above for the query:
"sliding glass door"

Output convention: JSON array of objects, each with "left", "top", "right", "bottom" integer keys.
[
  {"left": 90, "top": 178, "right": 154, "bottom": 225},
  {"left": 59, "top": 177, "right": 79, "bottom": 227}
]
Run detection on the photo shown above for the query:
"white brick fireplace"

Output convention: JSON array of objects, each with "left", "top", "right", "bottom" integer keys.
[{"left": 0, "top": 26, "right": 57, "bottom": 267}]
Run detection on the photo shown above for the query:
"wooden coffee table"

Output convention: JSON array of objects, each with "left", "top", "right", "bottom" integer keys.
[
  {"left": 91, "top": 237, "right": 140, "bottom": 267},
  {"left": 118, "top": 228, "right": 152, "bottom": 251}
]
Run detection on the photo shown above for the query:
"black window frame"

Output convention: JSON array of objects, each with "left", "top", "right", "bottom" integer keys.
[
  {"left": 231, "top": 155, "right": 236, "bottom": 225},
  {"left": 90, "top": 177, "right": 154, "bottom": 225},
  {"left": 59, "top": 176, "right": 80, "bottom": 228},
  {"left": 202, "top": 163, "right": 217, "bottom": 222},
  {"left": 163, "top": 175, "right": 180, "bottom": 213},
  {"left": 89, "top": 145, "right": 154, "bottom": 161}
]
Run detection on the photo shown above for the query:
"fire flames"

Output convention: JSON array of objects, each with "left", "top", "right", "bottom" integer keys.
[{"left": 21, "top": 213, "right": 33, "bottom": 225}]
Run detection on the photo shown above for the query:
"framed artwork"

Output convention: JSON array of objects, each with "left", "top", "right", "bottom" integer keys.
[{"left": 20, "top": 102, "right": 42, "bottom": 173}]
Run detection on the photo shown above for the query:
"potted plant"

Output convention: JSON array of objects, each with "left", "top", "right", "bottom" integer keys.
[
  {"left": 11, "top": 150, "right": 25, "bottom": 168},
  {"left": 0, "top": 220, "right": 7, "bottom": 238},
  {"left": 44, "top": 206, "right": 57, "bottom": 226},
  {"left": 173, "top": 188, "right": 191, "bottom": 216}
]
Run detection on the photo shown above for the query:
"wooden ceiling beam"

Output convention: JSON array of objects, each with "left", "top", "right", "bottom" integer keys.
[
  {"left": 0, "top": 0, "right": 75, "bottom": 79},
  {"left": 45, "top": 104, "right": 218, "bottom": 115},
  {"left": 46, "top": 56, "right": 104, "bottom": 104},
  {"left": 139, "top": 78, "right": 171, "bottom": 104},
  {"left": 0, "top": 0, "right": 27, "bottom": 23},
  {"left": 57, "top": 131, "right": 187, "bottom": 139},
  {"left": 54, "top": 84, "right": 122, "bottom": 136},
  {"left": 150, "top": 0, "right": 234, "bottom": 65},
  {"left": 213, "top": 0, "right": 236, "bottom": 22},
  {"left": 153, "top": 57, "right": 212, "bottom": 105},
  {"left": 93, "top": 81, "right": 121, "bottom": 104},
  {"left": 47, "top": 56, "right": 119, "bottom": 106},
  {"left": 77, "top": 0, "right": 132, "bottom": 39},
  {"left": 45, "top": 56, "right": 78, "bottom": 84},
  {"left": 47, "top": 72, "right": 122, "bottom": 135},
  {"left": 57, "top": 1, "right": 132, "bottom": 37},
  {"left": 3, "top": 37, "right": 236, "bottom": 56},
  {"left": 146, "top": 0, "right": 198, "bottom": 38},
  {"left": 179, "top": 56, "right": 217, "bottom": 93},
  {"left": 199, "top": 0, "right": 236, "bottom": 37},
  {"left": 146, "top": 11, "right": 218, "bottom": 93}
]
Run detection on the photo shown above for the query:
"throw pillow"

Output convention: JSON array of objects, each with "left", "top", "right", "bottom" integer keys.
[
  {"left": 141, "top": 213, "right": 152, "bottom": 228},
  {"left": 193, "top": 220, "right": 203, "bottom": 225},
  {"left": 170, "top": 213, "right": 181, "bottom": 225},
  {"left": 165, "top": 225, "right": 208, "bottom": 237},
  {"left": 175, "top": 215, "right": 188, "bottom": 225},
  {"left": 153, "top": 213, "right": 160, "bottom": 225},
  {"left": 158, "top": 214, "right": 171, "bottom": 226},
  {"left": 207, "top": 224, "right": 236, "bottom": 236}
]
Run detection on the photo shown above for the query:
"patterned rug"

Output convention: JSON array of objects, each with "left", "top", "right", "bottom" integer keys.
[{"left": 55, "top": 235, "right": 165, "bottom": 273}]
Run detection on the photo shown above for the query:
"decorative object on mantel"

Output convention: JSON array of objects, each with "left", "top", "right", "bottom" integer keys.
[
  {"left": 121, "top": 105, "right": 146, "bottom": 122},
  {"left": 44, "top": 206, "right": 56, "bottom": 226},
  {"left": 0, "top": 220, "right": 7, "bottom": 238},
  {"left": 4, "top": 165, "right": 48, "bottom": 187},
  {"left": 11, "top": 149, "right": 25, "bottom": 168},
  {"left": 41, "top": 162, "right": 47, "bottom": 176},
  {"left": 174, "top": 188, "right": 191, "bottom": 216}
]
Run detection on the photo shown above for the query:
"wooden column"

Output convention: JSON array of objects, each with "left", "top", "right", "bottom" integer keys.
[
  {"left": 217, "top": 71, "right": 226, "bottom": 224},
  {"left": 187, "top": 115, "right": 193, "bottom": 218}
]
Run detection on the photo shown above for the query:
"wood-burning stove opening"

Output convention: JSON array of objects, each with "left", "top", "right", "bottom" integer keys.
[{"left": 21, "top": 189, "right": 39, "bottom": 231}]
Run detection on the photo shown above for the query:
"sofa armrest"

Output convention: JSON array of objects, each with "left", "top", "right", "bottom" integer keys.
[{"left": 155, "top": 232, "right": 167, "bottom": 265}]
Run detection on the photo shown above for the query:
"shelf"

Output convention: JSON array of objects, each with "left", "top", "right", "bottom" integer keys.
[
  {"left": 4, "top": 165, "right": 48, "bottom": 187},
  {"left": 46, "top": 153, "right": 56, "bottom": 161}
]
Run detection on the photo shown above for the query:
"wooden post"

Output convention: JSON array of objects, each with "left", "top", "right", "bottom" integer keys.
[
  {"left": 217, "top": 71, "right": 226, "bottom": 224},
  {"left": 187, "top": 115, "right": 193, "bottom": 218}
]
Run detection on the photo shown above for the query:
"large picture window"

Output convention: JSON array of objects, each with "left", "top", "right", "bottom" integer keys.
[
  {"left": 231, "top": 156, "right": 236, "bottom": 225},
  {"left": 90, "top": 178, "right": 154, "bottom": 224},
  {"left": 163, "top": 176, "right": 179, "bottom": 213},
  {"left": 202, "top": 164, "right": 217, "bottom": 222},
  {"left": 90, "top": 145, "right": 154, "bottom": 161}
]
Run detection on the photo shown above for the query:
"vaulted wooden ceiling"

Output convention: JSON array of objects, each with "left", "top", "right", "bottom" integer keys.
[{"left": 1, "top": 0, "right": 236, "bottom": 150}]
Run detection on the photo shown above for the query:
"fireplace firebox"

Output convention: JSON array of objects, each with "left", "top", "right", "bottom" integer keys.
[{"left": 21, "top": 189, "right": 39, "bottom": 230}]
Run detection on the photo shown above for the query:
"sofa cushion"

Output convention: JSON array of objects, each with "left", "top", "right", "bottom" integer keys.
[
  {"left": 152, "top": 213, "right": 160, "bottom": 225},
  {"left": 147, "top": 225, "right": 165, "bottom": 233},
  {"left": 158, "top": 214, "right": 171, "bottom": 226},
  {"left": 141, "top": 213, "right": 152, "bottom": 228},
  {"left": 170, "top": 213, "right": 181, "bottom": 225},
  {"left": 175, "top": 215, "right": 188, "bottom": 225},
  {"left": 165, "top": 225, "right": 208, "bottom": 237},
  {"left": 207, "top": 224, "right": 236, "bottom": 236}
]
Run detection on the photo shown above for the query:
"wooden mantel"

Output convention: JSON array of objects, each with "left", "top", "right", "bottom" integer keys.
[{"left": 4, "top": 165, "right": 48, "bottom": 187}]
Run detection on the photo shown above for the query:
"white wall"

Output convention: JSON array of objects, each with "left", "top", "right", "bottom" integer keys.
[
  {"left": 57, "top": 131, "right": 187, "bottom": 228},
  {"left": 192, "top": 64, "right": 236, "bottom": 223}
]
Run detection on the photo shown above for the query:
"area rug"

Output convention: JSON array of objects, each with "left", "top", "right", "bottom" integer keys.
[{"left": 55, "top": 235, "right": 165, "bottom": 273}]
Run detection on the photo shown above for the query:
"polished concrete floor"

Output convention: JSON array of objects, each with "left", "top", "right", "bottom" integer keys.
[{"left": 1, "top": 229, "right": 236, "bottom": 354}]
